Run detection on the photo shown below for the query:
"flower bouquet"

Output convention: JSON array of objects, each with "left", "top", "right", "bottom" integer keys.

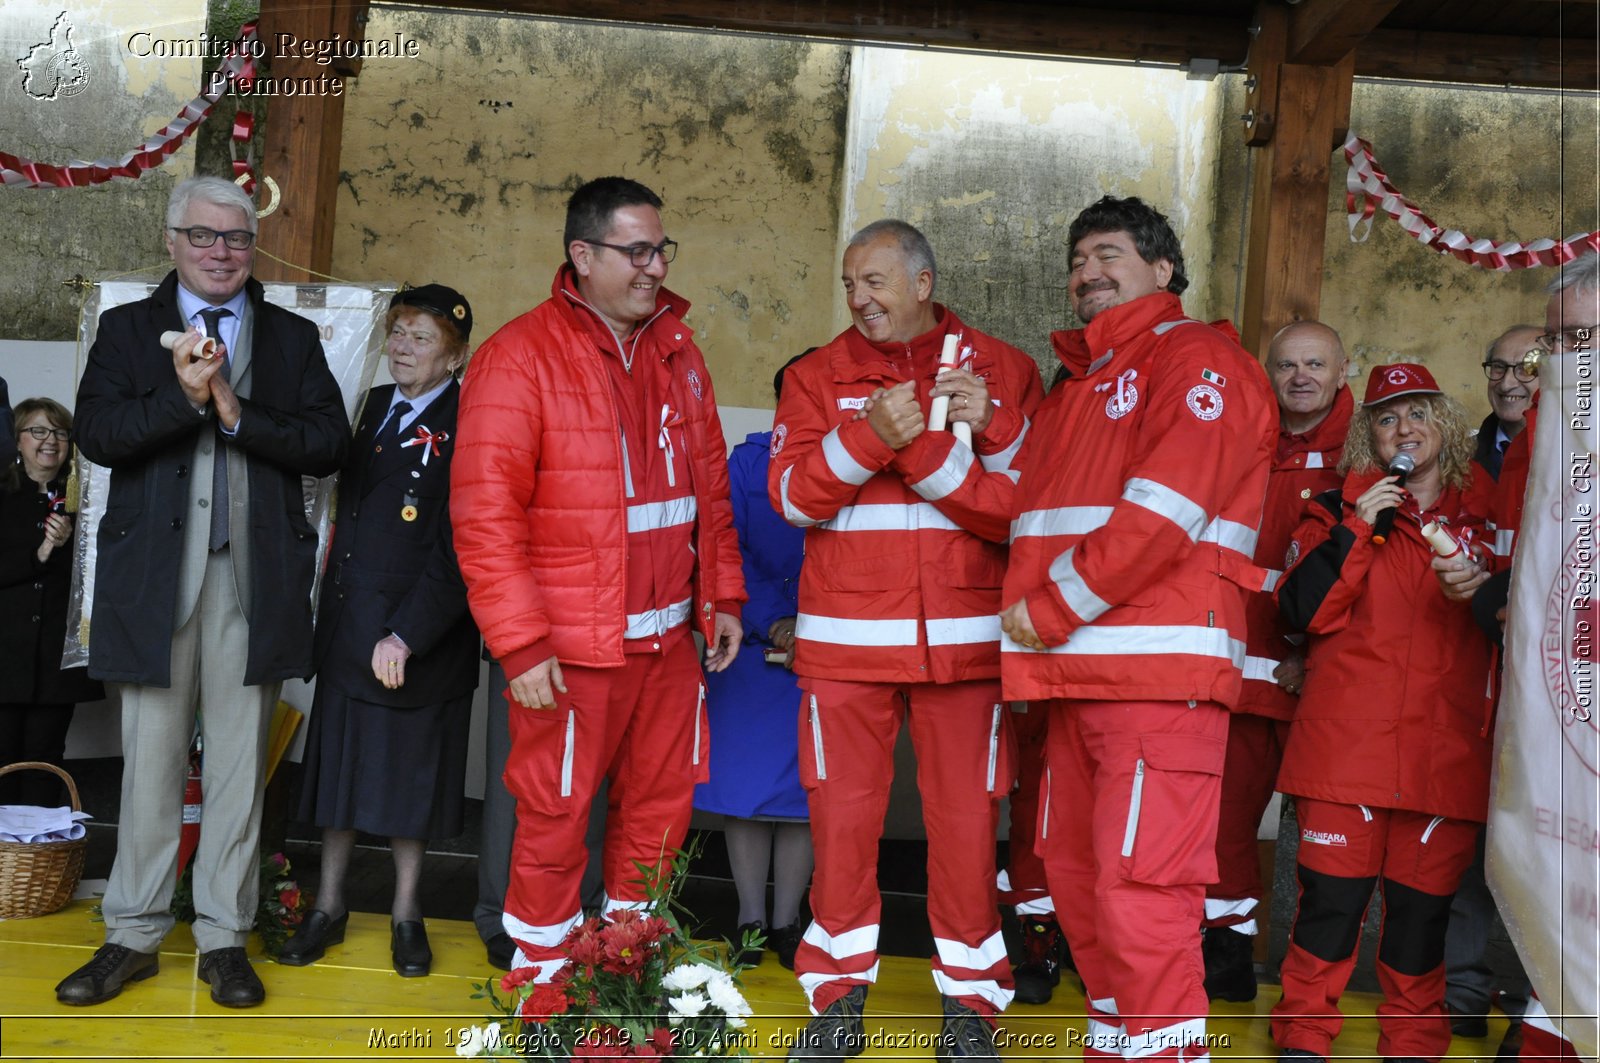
[{"left": 463, "top": 848, "right": 756, "bottom": 1060}]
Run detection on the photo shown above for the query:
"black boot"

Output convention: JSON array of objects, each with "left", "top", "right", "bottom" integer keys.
[
  {"left": 935, "top": 996, "right": 1000, "bottom": 1063},
  {"left": 787, "top": 984, "right": 867, "bottom": 1062},
  {"left": 1013, "top": 914, "right": 1064, "bottom": 1005},
  {"left": 1202, "top": 925, "right": 1257, "bottom": 1002}
]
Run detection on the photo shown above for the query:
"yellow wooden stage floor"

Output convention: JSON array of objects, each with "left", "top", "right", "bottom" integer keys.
[{"left": 1, "top": 899, "right": 1515, "bottom": 1061}]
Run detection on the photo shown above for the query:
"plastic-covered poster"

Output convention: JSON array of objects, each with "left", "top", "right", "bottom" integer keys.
[
  {"left": 1487, "top": 335, "right": 1599, "bottom": 1060},
  {"left": 62, "top": 280, "right": 391, "bottom": 668}
]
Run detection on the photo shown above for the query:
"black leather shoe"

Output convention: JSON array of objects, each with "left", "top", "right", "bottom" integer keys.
[
  {"left": 276, "top": 909, "right": 348, "bottom": 966},
  {"left": 485, "top": 931, "right": 515, "bottom": 971},
  {"left": 787, "top": 984, "right": 867, "bottom": 1061},
  {"left": 935, "top": 997, "right": 1000, "bottom": 1063},
  {"left": 198, "top": 946, "right": 265, "bottom": 1007},
  {"left": 55, "top": 943, "right": 160, "bottom": 1005},
  {"left": 392, "top": 920, "right": 432, "bottom": 977},
  {"left": 771, "top": 923, "right": 803, "bottom": 970}
]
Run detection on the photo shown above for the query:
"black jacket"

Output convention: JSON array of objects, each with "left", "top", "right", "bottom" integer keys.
[
  {"left": 1474, "top": 412, "right": 1506, "bottom": 482},
  {"left": 0, "top": 376, "right": 13, "bottom": 468},
  {"left": 313, "top": 382, "right": 479, "bottom": 706},
  {"left": 0, "top": 480, "right": 103, "bottom": 705},
  {"left": 74, "top": 272, "right": 350, "bottom": 686}
]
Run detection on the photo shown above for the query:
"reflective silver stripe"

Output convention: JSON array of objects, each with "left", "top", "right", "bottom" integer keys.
[
  {"left": 1359, "top": 804, "right": 1373, "bottom": 821},
  {"left": 1261, "top": 568, "right": 1282, "bottom": 592},
  {"left": 809, "top": 695, "right": 827, "bottom": 780},
  {"left": 1049, "top": 546, "right": 1112, "bottom": 623},
  {"left": 1199, "top": 517, "right": 1259, "bottom": 556},
  {"left": 911, "top": 442, "right": 974, "bottom": 502},
  {"left": 978, "top": 417, "right": 1027, "bottom": 479},
  {"left": 931, "top": 970, "right": 1013, "bottom": 1012},
  {"left": 1010, "top": 505, "right": 1114, "bottom": 541},
  {"left": 1002, "top": 624, "right": 1246, "bottom": 665},
  {"left": 801, "top": 918, "right": 877, "bottom": 959},
  {"left": 821, "top": 426, "right": 875, "bottom": 486},
  {"left": 1421, "top": 815, "right": 1445, "bottom": 844},
  {"left": 821, "top": 502, "right": 961, "bottom": 534},
  {"left": 797, "top": 613, "right": 918, "bottom": 646},
  {"left": 1151, "top": 318, "right": 1203, "bottom": 335},
  {"left": 1128, "top": 1019, "right": 1207, "bottom": 1058},
  {"left": 779, "top": 465, "right": 820, "bottom": 526},
  {"left": 560, "top": 710, "right": 575, "bottom": 797},
  {"left": 692, "top": 683, "right": 704, "bottom": 766},
  {"left": 619, "top": 432, "right": 635, "bottom": 498},
  {"left": 935, "top": 930, "right": 1009, "bottom": 971},
  {"left": 1305, "top": 451, "right": 1325, "bottom": 469},
  {"left": 986, "top": 704, "right": 1002, "bottom": 792},
  {"left": 1243, "top": 655, "right": 1280, "bottom": 682},
  {"left": 1123, "top": 477, "right": 1209, "bottom": 540},
  {"left": 1121, "top": 758, "right": 1145, "bottom": 857},
  {"left": 1490, "top": 525, "right": 1515, "bottom": 556},
  {"left": 626, "top": 496, "right": 697, "bottom": 534},
  {"left": 1040, "top": 766, "right": 1051, "bottom": 840},
  {"left": 926, "top": 615, "right": 1001, "bottom": 646},
  {"left": 623, "top": 597, "right": 693, "bottom": 639},
  {"left": 1085, "top": 1018, "right": 1125, "bottom": 1054}
]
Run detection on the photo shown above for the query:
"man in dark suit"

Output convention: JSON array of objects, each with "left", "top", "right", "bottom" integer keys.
[
  {"left": 277, "top": 285, "right": 481, "bottom": 978},
  {"left": 1474, "top": 324, "right": 1543, "bottom": 481},
  {"left": 58, "top": 175, "right": 349, "bottom": 1008}
]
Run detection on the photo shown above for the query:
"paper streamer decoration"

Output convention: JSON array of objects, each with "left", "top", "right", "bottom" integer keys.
[
  {"left": 1, "top": 22, "right": 261, "bottom": 189},
  {"left": 1344, "top": 133, "right": 1600, "bottom": 270}
]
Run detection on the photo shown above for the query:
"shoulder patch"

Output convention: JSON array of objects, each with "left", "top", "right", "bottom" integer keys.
[
  {"left": 685, "top": 367, "right": 704, "bottom": 401},
  {"left": 1186, "top": 383, "right": 1223, "bottom": 420},
  {"left": 770, "top": 424, "right": 787, "bottom": 457}
]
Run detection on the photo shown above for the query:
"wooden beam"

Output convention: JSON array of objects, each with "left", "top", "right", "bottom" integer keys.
[
  {"left": 399, "top": 0, "right": 1253, "bottom": 67},
  {"left": 254, "top": 0, "right": 369, "bottom": 282},
  {"left": 1357, "top": 28, "right": 1597, "bottom": 88},
  {"left": 1239, "top": 58, "right": 1356, "bottom": 356},
  {"left": 1243, "top": 3, "right": 1286, "bottom": 147},
  {"left": 1288, "top": 0, "right": 1402, "bottom": 65}
]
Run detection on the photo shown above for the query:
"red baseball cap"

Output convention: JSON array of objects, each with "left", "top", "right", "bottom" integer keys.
[{"left": 1362, "top": 363, "right": 1443, "bottom": 407}]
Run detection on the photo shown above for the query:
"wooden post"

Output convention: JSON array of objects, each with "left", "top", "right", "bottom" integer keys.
[{"left": 253, "top": 0, "right": 369, "bottom": 282}]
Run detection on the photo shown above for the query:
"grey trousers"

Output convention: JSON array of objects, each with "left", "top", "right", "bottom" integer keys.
[
  {"left": 103, "top": 548, "right": 280, "bottom": 953},
  {"left": 473, "top": 660, "right": 604, "bottom": 945}
]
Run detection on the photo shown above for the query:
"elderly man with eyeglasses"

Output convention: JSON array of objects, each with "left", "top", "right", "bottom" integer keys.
[
  {"left": 58, "top": 175, "right": 349, "bottom": 1008},
  {"left": 450, "top": 176, "right": 745, "bottom": 990}
]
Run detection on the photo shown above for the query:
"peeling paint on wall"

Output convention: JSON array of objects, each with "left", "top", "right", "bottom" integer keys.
[{"left": 332, "top": 10, "right": 849, "bottom": 410}]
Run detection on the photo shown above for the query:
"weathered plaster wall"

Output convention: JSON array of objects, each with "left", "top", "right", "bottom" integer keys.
[
  {"left": 0, "top": 1, "right": 207, "bottom": 340},
  {"left": 1316, "top": 83, "right": 1597, "bottom": 419},
  {"left": 838, "top": 50, "right": 1229, "bottom": 367},
  {"left": 332, "top": 9, "right": 849, "bottom": 410}
]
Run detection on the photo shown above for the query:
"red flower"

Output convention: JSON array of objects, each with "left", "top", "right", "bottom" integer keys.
[
  {"left": 519, "top": 981, "right": 574, "bottom": 1023},
  {"left": 500, "top": 966, "right": 539, "bottom": 992},
  {"left": 647, "top": 1028, "right": 676, "bottom": 1054},
  {"left": 567, "top": 918, "right": 608, "bottom": 969},
  {"left": 598, "top": 913, "right": 657, "bottom": 976},
  {"left": 277, "top": 887, "right": 301, "bottom": 911}
]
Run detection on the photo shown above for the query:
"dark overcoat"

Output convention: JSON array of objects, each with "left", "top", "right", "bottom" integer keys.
[
  {"left": 0, "top": 481, "right": 104, "bottom": 704},
  {"left": 74, "top": 271, "right": 350, "bottom": 686},
  {"left": 314, "top": 382, "right": 479, "bottom": 705}
]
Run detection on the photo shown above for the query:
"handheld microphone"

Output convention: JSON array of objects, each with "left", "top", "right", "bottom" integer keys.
[{"left": 1371, "top": 452, "right": 1415, "bottom": 544}]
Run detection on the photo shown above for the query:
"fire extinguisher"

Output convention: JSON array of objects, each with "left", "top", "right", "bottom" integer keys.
[{"left": 176, "top": 736, "right": 203, "bottom": 880}]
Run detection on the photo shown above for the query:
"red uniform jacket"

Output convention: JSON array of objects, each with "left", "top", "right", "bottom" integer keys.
[
  {"left": 769, "top": 307, "right": 1043, "bottom": 683},
  {"left": 451, "top": 268, "right": 745, "bottom": 677},
  {"left": 1275, "top": 470, "right": 1493, "bottom": 821},
  {"left": 1002, "top": 292, "right": 1276, "bottom": 705}
]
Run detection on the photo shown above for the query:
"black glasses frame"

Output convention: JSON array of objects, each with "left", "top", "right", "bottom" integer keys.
[
  {"left": 583, "top": 238, "right": 678, "bottom": 267},
  {"left": 23, "top": 426, "right": 71, "bottom": 441},
  {"left": 171, "top": 226, "right": 256, "bottom": 250},
  {"left": 1481, "top": 360, "right": 1538, "bottom": 383}
]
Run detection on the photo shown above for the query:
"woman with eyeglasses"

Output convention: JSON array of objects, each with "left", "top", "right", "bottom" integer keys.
[
  {"left": 1269, "top": 364, "right": 1494, "bottom": 1063},
  {"left": 0, "top": 397, "right": 104, "bottom": 806}
]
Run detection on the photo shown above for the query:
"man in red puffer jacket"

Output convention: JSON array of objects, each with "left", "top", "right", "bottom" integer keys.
[{"left": 451, "top": 177, "right": 745, "bottom": 985}]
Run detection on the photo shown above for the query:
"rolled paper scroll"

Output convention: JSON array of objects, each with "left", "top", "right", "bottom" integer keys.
[
  {"left": 1420, "top": 520, "right": 1463, "bottom": 558},
  {"left": 159, "top": 329, "right": 220, "bottom": 359},
  {"left": 927, "top": 334, "right": 974, "bottom": 447}
]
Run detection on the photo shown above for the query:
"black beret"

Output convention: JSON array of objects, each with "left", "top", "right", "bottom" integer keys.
[{"left": 392, "top": 283, "right": 472, "bottom": 341}]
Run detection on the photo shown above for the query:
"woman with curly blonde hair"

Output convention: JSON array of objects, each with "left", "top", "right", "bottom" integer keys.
[{"left": 1270, "top": 364, "right": 1495, "bottom": 1063}]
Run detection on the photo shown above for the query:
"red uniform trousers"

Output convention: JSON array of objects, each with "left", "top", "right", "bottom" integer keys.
[
  {"left": 501, "top": 630, "right": 706, "bottom": 980},
  {"left": 1205, "top": 713, "right": 1290, "bottom": 932},
  {"left": 795, "top": 676, "right": 1015, "bottom": 1016},
  {"left": 1042, "top": 698, "right": 1227, "bottom": 1062},
  {"left": 999, "top": 702, "right": 1052, "bottom": 915},
  {"left": 1272, "top": 798, "right": 1479, "bottom": 1061}
]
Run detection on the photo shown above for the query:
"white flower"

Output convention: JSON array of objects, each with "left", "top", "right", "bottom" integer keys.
[
  {"left": 456, "top": 1023, "right": 502, "bottom": 1057},
  {"left": 662, "top": 962, "right": 714, "bottom": 991},
  {"left": 704, "top": 971, "right": 752, "bottom": 1025},
  {"left": 668, "top": 991, "right": 710, "bottom": 1025}
]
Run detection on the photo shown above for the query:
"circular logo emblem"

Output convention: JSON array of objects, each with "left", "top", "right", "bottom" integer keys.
[
  {"left": 1186, "top": 384, "right": 1224, "bottom": 421},
  {"left": 1284, "top": 539, "right": 1301, "bottom": 570},
  {"left": 686, "top": 368, "right": 704, "bottom": 401},
  {"left": 770, "top": 424, "right": 787, "bottom": 457},
  {"left": 452, "top": 304, "right": 467, "bottom": 320},
  {"left": 1104, "top": 384, "right": 1139, "bottom": 420}
]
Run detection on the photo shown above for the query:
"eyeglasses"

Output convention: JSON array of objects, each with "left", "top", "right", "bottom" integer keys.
[
  {"left": 1482, "top": 359, "right": 1538, "bottom": 382},
  {"left": 171, "top": 226, "right": 255, "bottom": 250},
  {"left": 23, "top": 426, "right": 70, "bottom": 442},
  {"left": 1539, "top": 326, "right": 1596, "bottom": 353},
  {"left": 583, "top": 238, "right": 678, "bottom": 267}
]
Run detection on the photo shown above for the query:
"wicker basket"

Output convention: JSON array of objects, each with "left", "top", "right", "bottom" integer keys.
[{"left": 0, "top": 761, "right": 88, "bottom": 919}]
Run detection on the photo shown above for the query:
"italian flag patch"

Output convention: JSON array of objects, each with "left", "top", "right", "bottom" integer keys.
[{"left": 1201, "top": 368, "right": 1227, "bottom": 386}]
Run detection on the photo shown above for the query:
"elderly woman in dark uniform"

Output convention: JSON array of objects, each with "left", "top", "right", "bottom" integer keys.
[{"left": 279, "top": 285, "right": 480, "bottom": 977}]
